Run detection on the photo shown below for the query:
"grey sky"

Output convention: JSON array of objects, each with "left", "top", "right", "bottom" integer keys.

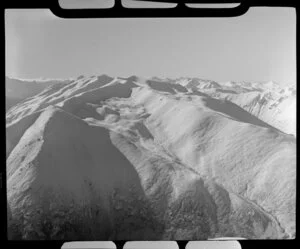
[{"left": 5, "top": 7, "right": 296, "bottom": 85}]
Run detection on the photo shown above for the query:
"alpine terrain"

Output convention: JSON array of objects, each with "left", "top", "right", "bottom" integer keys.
[{"left": 6, "top": 75, "right": 296, "bottom": 240}]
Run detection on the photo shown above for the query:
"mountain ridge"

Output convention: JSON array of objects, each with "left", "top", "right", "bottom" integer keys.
[{"left": 6, "top": 74, "right": 296, "bottom": 239}]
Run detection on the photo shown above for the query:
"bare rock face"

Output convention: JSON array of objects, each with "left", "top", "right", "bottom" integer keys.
[{"left": 6, "top": 75, "right": 296, "bottom": 240}]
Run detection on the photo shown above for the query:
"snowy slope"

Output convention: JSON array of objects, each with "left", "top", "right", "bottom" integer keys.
[
  {"left": 223, "top": 91, "right": 296, "bottom": 136},
  {"left": 5, "top": 76, "right": 72, "bottom": 112},
  {"left": 177, "top": 79, "right": 296, "bottom": 136},
  {"left": 6, "top": 75, "right": 296, "bottom": 240}
]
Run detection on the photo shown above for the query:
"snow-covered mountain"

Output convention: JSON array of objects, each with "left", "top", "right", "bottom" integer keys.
[
  {"left": 5, "top": 76, "right": 72, "bottom": 112},
  {"left": 176, "top": 78, "right": 296, "bottom": 136},
  {"left": 6, "top": 75, "right": 296, "bottom": 240}
]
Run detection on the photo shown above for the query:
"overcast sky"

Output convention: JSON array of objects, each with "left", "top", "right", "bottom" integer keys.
[{"left": 5, "top": 7, "right": 296, "bottom": 85}]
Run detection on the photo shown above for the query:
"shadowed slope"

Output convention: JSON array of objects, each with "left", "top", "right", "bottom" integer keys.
[
  {"left": 7, "top": 106, "right": 164, "bottom": 240},
  {"left": 146, "top": 80, "right": 188, "bottom": 94},
  {"left": 202, "top": 96, "right": 283, "bottom": 132}
]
